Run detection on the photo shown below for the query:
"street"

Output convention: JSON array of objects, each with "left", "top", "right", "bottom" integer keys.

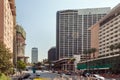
[
  {"left": 11, "top": 70, "right": 85, "bottom": 80},
  {"left": 11, "top": 70, "right": 119, "bottom": 80}
]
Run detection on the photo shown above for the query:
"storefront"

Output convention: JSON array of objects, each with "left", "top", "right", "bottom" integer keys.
[{"left": 77, "top": 55, "right": 120, "bottom": 73}]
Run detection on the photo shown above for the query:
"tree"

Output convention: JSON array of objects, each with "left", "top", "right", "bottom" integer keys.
[
  {"left": 17, "top": 60, "right": 26, "bottom": 73},
  {"left": 116, "top": 43, "right": 120, "bottom": 54},
  {"left": 83, "top": 49, "right": 92, "bottom": 60},
  {"left": 68, "top": 58, "right": 76, "bottom": 63},
  {"left": 42, "top": 59, "right": 51, "bottom": 70},
  {"left": 33, "top": 62, "right": 42, "bottom": 70},
  {"left": 109, "top": 44, "right": 115, "bottom": 55},
  {"left": 91, "top": 48, "right": 97, "bottom": 59},
  {"left": 83, "top": 50, "right": 88, "bottom": 57},
  {"left": 88, "top": 49, "right": 92, "bottom": 59},
  {"left": 0, "top": 41, "right": 13, "bottom": 75},
  {"left": 83, "top": 49, "right": 91, "bottom": 71},
  {"left": 36, "top": 62, "right": 42, "bottom": 66},
  {"left": 70, "top": 58, "right": 76, "bottom": 62},
  {"left": 110, "top": 45, "right": 115, "bottom": 51},
  {"left": 109, "top": 43, "right": 120, "bottom": 54},
  {"left": 109, "top": 44, "right": 115, "bottom": 71},
  {"left": 109, "top": 43, "right": 120, "bottom": 73}
]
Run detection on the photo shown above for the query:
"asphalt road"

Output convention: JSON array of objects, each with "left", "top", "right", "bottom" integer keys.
[
  {"left": 22, "top": 70, "right": 87, "bottom": 80},
  {"left": 11, "top": 70, "right": 119, "bottom": 80}
]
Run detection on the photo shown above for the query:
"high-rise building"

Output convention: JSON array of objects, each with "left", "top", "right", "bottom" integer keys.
[
  {"left": 77, "top": 4, "right": 120, "bottom": 70},
  {"left": 31, "top": 47, "right": 38, "bottom": 63},
  {"left": 90, "top": 3, "right": 120, "bottom": 58},
  {"left": 48, "top": 47, "right": 57, "bottom": 62},
  {"left": 0, "top": 0, "right": 16, "bottom": 53},
  {"left": 98, "top": 4, "right": 120, "bottom": 58},
  {"left": 56, "top": 8, "right": 110, "bottom": 60}
]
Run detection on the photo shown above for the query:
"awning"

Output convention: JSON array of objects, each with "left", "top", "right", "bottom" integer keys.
[{"left": 77, "top": 64, "right": 111, "bottom": 70}]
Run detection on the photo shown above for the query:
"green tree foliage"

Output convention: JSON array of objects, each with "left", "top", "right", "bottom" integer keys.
[
  {"left": 0, "top": 41, "right": 13, "bottom": 75},
  {"left": 116, "top": 43, "right": 120, "bottom": 52},
  {"left": 109, "top": 45, "right": 115, "bottom": 51},
  {"left": 0, "top": 73, "right": 11, "bottom": 80},
  {"left": 109, "top": 43, "right": 120, "bottom": 53},
  {"left": 35, "top": 62, "right": 42, "bottom": 66},
  {"left": 67, "top": 58, "right": 75, "bottom": 64},
  {"left": 83, "top": 49, "right": 92, "bottom": 59},
  {"left": 109, "top": 43, "right": 120, "bottom": 73},
  {"left": 17, "top": 60, "right": 26, "bottom": 70},
  {"left": 91, "top": 48, "right": 97, "bottom": 59}
]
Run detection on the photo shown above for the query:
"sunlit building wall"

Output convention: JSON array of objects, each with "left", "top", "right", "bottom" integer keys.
[
  {"left": 99, "top": 4, "right": 120, "bottom": 58},
  {"left": 89, "top": 23, "right": 99, "bottom": 59},
  {"left": 0, "top": 0, "right": 16, "bottom": 53}
]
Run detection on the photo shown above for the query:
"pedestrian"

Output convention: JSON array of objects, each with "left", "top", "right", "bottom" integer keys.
[{"left": 32, "top": 66, "right": 36, "bottom": 73}]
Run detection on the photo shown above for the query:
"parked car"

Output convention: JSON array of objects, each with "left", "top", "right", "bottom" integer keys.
[{"left": 92, "top": 74, "right": 105, "bottom": 80}]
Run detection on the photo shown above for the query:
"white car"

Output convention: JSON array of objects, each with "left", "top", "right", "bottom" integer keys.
[{"left": 92, "top": 74, "right": 105, "bottom": 80}]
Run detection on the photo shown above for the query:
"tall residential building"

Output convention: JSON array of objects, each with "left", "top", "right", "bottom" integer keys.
[
  {"left": 90, "top": 3, "right": 120, "bottom": 58},
  {"left": 32, "top": 47, "right": 38, "bottom": 63},
  {"left": 56, "top": 8, "right": 110, "bottom": 60},
  {"left": 0, "top": 0, "right": 16, "bottom": 53},
  {"left": 48, "top": 47, "right": 57, "bottom": 62},
  {"left": 98, "top": 4, "right": 120, "bottom": 58}
]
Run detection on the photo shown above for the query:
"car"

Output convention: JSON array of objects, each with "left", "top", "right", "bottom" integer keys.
[
  {"left": 19, "top": 73, "right": 31, "bottom": 80},
  {"left": 92, "top": 74, "right": 105, "bottom": 80},
  {"left": 65, "top": 71, "right": 71, "bottom": 75},
  {"left": 82, "top": 72, "right": 90, "bottom": 77}
]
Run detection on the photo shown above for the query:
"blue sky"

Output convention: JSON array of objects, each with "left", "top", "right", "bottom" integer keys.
[{"left": 16, "top": 0, "right": 120, "bottom": 62}]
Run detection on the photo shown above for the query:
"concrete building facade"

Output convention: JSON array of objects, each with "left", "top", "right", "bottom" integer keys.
[
  {"left": 16, "top": 24, "right": 29, "bottom": 63},
  {"left": 78, "top": 4, "right": 120, "bottom": 70},
  {"left": 0, "top": 0, "right": 16, "bottom": 53},
  {"left": 89, "top": 23, "right": 100, "bottom": 59},
  {"left": 32, "top": 47, "right": 38, "bottom": 63},
  {"left": 56, "top": 8, "right": 110, "bottom": 60},
  {"left": 98, "top": 4, "right": 120, "bottom": 58}
]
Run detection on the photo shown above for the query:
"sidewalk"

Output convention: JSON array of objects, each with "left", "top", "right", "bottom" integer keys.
[{"left": 11, "top": 71, "right": 26, "bottom": 80}]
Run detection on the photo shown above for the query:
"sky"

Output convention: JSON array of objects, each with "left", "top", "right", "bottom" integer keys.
[{"left": 16, "top": 0, "right": 120, "bottom": 62}]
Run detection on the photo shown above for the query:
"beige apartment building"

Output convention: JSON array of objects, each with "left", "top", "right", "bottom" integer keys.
[
  {"left": 0, "top": 0, "right": 16, "bottom": 53},
  {"left": 99, "top": 3, "right": 120, "bottom": 58},
  {"left": 90, "top": 3, "right": 120, "bottom": 58},
  {"left": 77, "top": 4, "right": 120, "bottom": 70}
]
